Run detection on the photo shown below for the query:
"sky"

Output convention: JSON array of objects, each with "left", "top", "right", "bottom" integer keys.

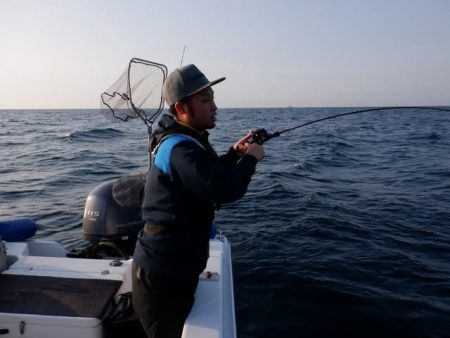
[{"left": 1, "top": 0, "right": 449, "bottom": 109}]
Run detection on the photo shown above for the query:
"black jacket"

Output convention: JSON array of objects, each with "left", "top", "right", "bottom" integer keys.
[{"left": 133, "top": 114, "right": 257, "bottom": 275}]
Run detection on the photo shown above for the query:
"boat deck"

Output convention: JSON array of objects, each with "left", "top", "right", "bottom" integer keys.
[{"left": 0, "top": 237, "right": 236, "bottom": 338}]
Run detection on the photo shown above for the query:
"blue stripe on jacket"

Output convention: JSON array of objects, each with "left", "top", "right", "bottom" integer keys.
[{"left": 154, "top": 135, "right": 198, "bottom": 175}]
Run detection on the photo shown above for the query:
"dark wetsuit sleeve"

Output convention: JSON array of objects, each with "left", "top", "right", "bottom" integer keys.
[
  {"left": 170, "top": 142, "right": 257, "bottom": 204},
  {"left": 218, "top": 147, "right": 240, "bottom": 168}
]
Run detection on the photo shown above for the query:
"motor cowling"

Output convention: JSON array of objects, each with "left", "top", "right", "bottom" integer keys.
[{"left": 82, "top": 178, "right": 144, "bottom": 257}]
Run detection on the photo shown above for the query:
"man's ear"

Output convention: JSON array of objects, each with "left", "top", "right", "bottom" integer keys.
[{"left": 174, "top": 101, "right": 188, "bottom": 117}]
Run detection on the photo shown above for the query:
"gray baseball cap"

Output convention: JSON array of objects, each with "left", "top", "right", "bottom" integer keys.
[{"left": 162, "top": 64, "right": 226, "bottom": 106}]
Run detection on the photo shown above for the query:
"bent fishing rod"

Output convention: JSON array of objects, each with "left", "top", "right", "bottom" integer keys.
[{"left": 249, "top": 106, "right": 450, "bottom": 145}]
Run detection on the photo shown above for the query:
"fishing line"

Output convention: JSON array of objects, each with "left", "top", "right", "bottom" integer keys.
[{"left": 249, "top": 106, "right": 450, "bottom": 145}]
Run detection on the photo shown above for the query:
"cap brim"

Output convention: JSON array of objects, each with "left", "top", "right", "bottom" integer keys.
[{"left": 189, "top": 77, "right": 226, "bottom": 97}]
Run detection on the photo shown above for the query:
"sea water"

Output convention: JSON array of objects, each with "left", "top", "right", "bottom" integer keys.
[{"left": 1, "top": 108, "right": 449, "bottom": 337}]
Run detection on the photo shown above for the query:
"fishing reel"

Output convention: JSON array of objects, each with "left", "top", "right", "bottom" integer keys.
[{"left": 249, "top": 129, "right": 280, "bottom": 145}]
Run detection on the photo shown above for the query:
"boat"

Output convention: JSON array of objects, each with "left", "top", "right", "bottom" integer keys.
[
  {"left": 0, "top": 178, "right": 237, "bottom": 338},
  {"left": 0, "top": 57, "right": 237, "bottom": 337}
]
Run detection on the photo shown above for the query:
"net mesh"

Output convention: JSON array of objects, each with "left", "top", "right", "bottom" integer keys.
[{"left": 100, "top": 58, "right": 167, "bottom": 124}]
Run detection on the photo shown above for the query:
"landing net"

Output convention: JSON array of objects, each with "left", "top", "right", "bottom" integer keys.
[{"left": 100, "top": 58, "right": 167, "bottom": 125}]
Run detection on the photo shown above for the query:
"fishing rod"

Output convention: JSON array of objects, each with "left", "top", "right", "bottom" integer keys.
[{"left": 249, "top": 106, "right": 450, "bottom": 145}]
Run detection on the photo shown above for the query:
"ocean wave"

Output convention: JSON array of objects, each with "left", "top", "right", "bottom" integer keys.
[
  {"left": 407, "top": 132, "right": 443, "bottom": 141},
  {"left": 1, "top": 140, "right": 31, "bottom": 146},
  {"left": 62, "top": 127, "right": 124, "bottom": 141}
]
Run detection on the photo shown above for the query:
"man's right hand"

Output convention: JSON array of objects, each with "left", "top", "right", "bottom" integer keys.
[{"left": 246, "top": 143, "right": 265, "bottom": 161}]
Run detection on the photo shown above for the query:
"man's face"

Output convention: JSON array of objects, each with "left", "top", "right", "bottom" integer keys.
[{"left": 184, "top": 87, "right": 217, "bottom": 131}]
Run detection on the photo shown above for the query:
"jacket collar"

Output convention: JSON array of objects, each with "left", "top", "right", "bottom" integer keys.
[{"left": 149, "top": 114, "right": 210, "bottom": 152}]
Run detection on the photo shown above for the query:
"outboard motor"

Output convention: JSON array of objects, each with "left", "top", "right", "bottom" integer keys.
[{"left": 81, "top": 176, "right": 145, "bottom": 258}]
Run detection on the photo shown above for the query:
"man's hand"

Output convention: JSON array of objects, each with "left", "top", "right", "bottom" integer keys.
[
  {"left": 246, "top": 143, "right": 265, "bottom": 161},
  {"left": 233, "top": 130, "right": 265, "bottom": 161},
  {"left": 233, "top": 130, "right": 253, "bottom": 156}
]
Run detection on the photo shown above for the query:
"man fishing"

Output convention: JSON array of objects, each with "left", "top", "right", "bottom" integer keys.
[{"left": 132, "top": 64, "right": 265, "bottom": 338}]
